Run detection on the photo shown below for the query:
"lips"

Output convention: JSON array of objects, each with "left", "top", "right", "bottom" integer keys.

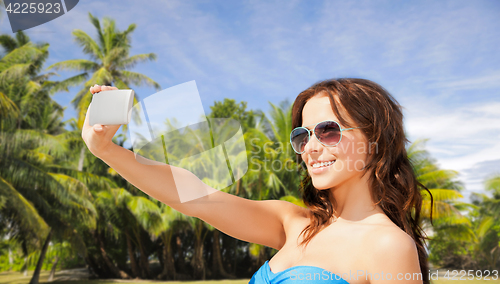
[{"left": 309, "top": 160, "right": 336, "bottom": 174}]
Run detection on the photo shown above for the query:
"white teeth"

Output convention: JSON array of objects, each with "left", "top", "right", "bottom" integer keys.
[{"left": 312, "top": 161, "right": 335, "bottom": 168}]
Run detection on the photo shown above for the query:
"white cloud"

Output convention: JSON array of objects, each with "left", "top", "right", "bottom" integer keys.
[
  {"left": 429, "top": 71, "right": 500, "bottom": 91},
  {"left": 404, "top": 93, "right": 500, "bottom": 195},
  {"left": 2, "top": 0, "right": 500, "bottom": 198},
  {"left": 406, "top": 99, "right": 500, "bottom": 163}
]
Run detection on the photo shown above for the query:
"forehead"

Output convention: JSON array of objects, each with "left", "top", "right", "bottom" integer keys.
[{"left": 302, "top": 95, "right": 340, "bottom": 127}]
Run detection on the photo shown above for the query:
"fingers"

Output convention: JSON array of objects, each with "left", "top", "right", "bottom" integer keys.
[
  {"left": 93, "top": 124, "right": 103, "bottom": 132},
  {"left": 89, "top": 84, "right": 100, "bottom": 94},
  {"left": 101, "top": 86, "right": 119, "bottom": 91},
  {"left": 83, "top": 102, "right": 91, "bottom": 128},
  {"left": 89, "top": 84, "right": 119, "bottom": 94}
]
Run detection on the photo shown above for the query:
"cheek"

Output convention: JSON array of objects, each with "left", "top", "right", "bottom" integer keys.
[
  {"left": 336, "top": 140, "right": 369, "bottom": 172},
  {"left": 301, "top": 154, "right": 308, "bottom": 166},
  {"left": 351, "top": 143, "right": 369, "bottom": 171},
  {"left": 352, "top": 153, "right": 368, "bottom": 171}
]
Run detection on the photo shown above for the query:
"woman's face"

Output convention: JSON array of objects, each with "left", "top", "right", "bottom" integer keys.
[{"left": 300, "top": 93, "right": 369, "bottom": 190}]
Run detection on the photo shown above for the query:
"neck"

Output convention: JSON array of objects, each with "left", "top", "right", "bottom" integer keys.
[{"left": 329, "top": 169, "right": 386, "bottom": 223}]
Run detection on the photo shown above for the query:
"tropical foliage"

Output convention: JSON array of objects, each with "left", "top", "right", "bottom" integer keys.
[
  {"left": 428, "top": 174, "right": 500, "bottom": 270},
  {"left": 0, "top": 13, "right": 496, "bottom": 282}
]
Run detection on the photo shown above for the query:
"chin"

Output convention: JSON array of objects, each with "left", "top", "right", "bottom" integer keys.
[{"left": 310, "top": 179, "right": 335, "bottom": 191}]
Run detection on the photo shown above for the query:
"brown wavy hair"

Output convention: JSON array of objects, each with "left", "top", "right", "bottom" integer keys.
[{"left": 291, "top": 78, "right": 433, "bottom": 283}]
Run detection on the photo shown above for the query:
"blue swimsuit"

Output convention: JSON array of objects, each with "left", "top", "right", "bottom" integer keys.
[{"left": 249, "top": 260, "right": 350, "bottom": 284}]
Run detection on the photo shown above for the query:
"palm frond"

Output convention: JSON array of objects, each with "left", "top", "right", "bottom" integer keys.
[
  {"left": 0, "top": 43, "right": 41, "bottom": 67},
  {"left": 422, "top": 188, "right": 463, "bottom": 201},
  {"left": 48, "top": 73, "right": 89, "bottom": 95},
  {"left": 0, "top": 177, "right": 49, "bottom": 239},
  {"left": 0, "top": 63, "right": 32, "bottom": 83},
  {"left": 47, "top": 59, "right": 99, "bottom": 72},
  {"left": 0, "top": 90, "right": 20, "bottom": 120},
  {"left": 72, "top": 29, "right": 102, "bottom": 60},
  {"left": 485, "top": 175, "right": 500, "bottom": 193},
  {"left": 0, "top": 34, "right": 18, "bottom": 53},
  {"left": 116, "top": 70, "right": 161, "bottom": 90},
  {"left": 118, "top": 53, "right": 157, "bottom": 69}
]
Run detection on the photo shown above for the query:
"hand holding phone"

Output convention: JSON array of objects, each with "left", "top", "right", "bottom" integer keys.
[
  {"left": 89, "top": 89, "right": 134, "bottom": 126},
  {"left": 82, "top": 85, "right": 132, "bottom": 157}
]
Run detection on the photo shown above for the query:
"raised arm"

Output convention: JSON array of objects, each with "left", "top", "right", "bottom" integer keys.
[{"left": 82, "top": 85, "right": 305, "bottom": 250}]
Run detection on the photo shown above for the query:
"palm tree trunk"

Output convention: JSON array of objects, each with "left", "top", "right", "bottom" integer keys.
[
  {"left": 78, "top": 145, "right": 85, "bottom": 171},
  {"left": 134, "top": 230, "right": 150, "bottom": 279},
  {"left": 29, "top": 228, "right": 52, "bottom": 284},
  {"left": 211, "top": 230, "right": 235, "bottom": 279},
  {"left": 24, "top": 256, "right": 28, "bottom": 276},
  {"left": 85, "top": 255, "right": 100, "bottom": 277},
  {"left": 175, "top": 235, "right": 187, "bottom": 274},
  {"left": 192, "top": 219, "right": 206, "bottom": 280},
  {"left": 85, "top": 253, "right": 112, "bottom": 278},
  {"left": 47, "top": 255, "right": 59, "bottom": 281},
  {"left": 157, "top": 231, "right": 176, "bottom": 280},
  {"left": 22, "top": 242, "right": 29, "bottom": 276},
  {"left": 126, "top": 234, "right": 139, "bottom": 278},
  {"left": 165, "top": 233, "right": 176, "bottom": 280},
  {"left": 138, "top": 243, "right": 151, "bottom": 278},
  {"left": 95, "top": 231, "right": 130, "bottom": 279},
  {"left": 8, "top": 247, "right": 13, "bottom": 270}
]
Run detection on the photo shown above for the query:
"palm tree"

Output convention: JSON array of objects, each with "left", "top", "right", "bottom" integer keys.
[
  {"left": 429, "top": 174, "right": 500, "bottom": 270},
  {"left": 0, "top": 31, "right": 98, "bottom": 284},
  {"left": 188, "top": 99, "right": 297, "bottom": 274},
  {"left": 47, "top": 12, "right": 161, "bottom": 171},
  {"left": 0, "top": 104, "right": 98, "bottom": 284},
  {"left": 233, "top": 100, "right": 300, "bottom": 270},
  {"left": 0, "top": 31, "right": 52, "bottom": 276},
  {"left": 407, "top": 139, "right": 467, "bottom": 227},
  {"left": 0, "top": 31, "right": 61, "bottom": 131},
  {"left": 485, "top": 174, "right": 500, "bottom": 199},
  {"left": 155, "top": 204, "right": 187, "bottom": 280},
  {"left": 94, "top": 187, "right": 164, "bottom": 279},
  {"left": 476, "top": 174, "right": 500, "bottom": 267}
]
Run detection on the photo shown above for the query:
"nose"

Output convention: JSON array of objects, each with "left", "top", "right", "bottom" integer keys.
[{"left": 303, "top": 131, "right": 322, "bottom": 154}]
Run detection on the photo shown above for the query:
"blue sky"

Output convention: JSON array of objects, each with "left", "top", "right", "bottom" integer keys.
[{"left": 1, "top": 0, "right": 499, "bottom": 201}]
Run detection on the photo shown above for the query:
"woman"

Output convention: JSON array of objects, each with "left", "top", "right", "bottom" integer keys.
[{"left": 83, "top": 78, "right": 431, "bottom": 284}]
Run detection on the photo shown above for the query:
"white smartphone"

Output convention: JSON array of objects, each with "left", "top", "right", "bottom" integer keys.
[{"left": 89, "top": 89, "right": 135, "bottom": 126}]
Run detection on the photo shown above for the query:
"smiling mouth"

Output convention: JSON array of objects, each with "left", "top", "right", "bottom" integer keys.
[{"left": 311, "top": 160, "right": 336, "bottom": 168}]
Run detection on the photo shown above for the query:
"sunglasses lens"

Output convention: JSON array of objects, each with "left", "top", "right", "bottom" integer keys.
[
  {"left": 315, "top": 121, "right": 341, "bottom": 146},
  {"left": 291, "top": 128, "right": 309, "bottom": 153}
]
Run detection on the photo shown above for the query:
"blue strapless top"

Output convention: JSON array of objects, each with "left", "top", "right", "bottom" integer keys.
[{"left": 249, "top": 260, "right": 350, "bottom": 284}]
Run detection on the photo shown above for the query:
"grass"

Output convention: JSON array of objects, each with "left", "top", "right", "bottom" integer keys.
[
  {"left": 1, "top": 270, "right": 499, "bottom": 284},
  {"left": 430, "top": 270, "right": 500, "bottom": 283},
  {"left": 432, "top": 279, "right": 500, "bottom": 283},
  {"left": 0, "top": 270, "right": 251, "bottom": 284}
]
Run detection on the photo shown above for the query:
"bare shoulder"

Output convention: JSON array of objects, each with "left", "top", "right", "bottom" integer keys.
[
  {"left": 363, "top": 224, "right": 422, "bottom": 283},
  {"left": 369, "top": 225, "right": 418, "bottom": 251}
]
